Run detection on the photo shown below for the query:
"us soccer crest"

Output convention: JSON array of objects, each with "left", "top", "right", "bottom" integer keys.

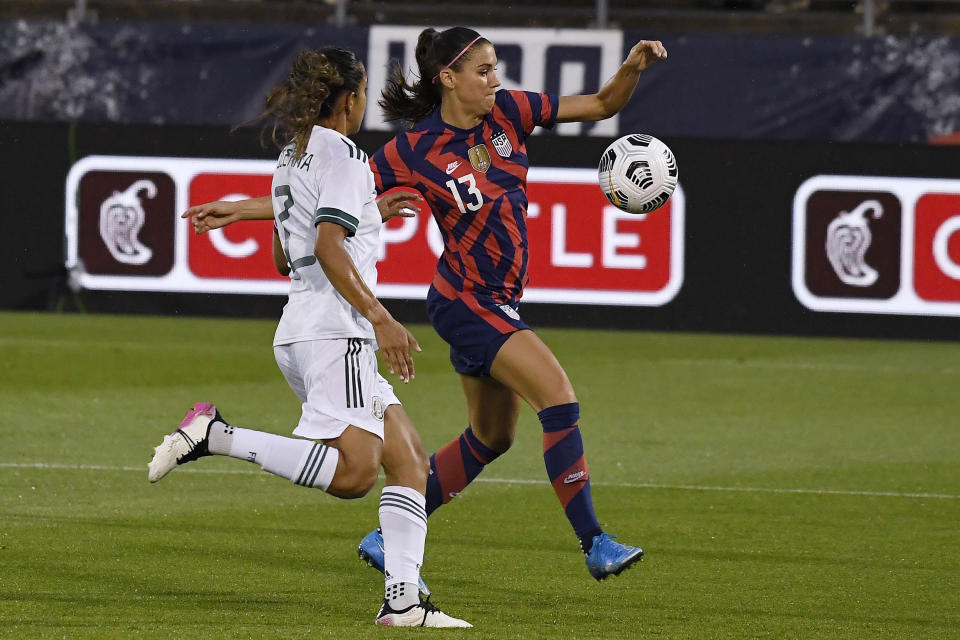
[
  {"left": 491, "top": 131, "right": 513, "bottom": 158},
  {"left": 467, "top": 144, "right": 491, "bottom": 173}
]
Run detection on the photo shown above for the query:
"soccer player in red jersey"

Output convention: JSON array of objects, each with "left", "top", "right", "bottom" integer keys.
[
  {"left": 369, "top": 27, "right": 666, "bottom": 580},
  {"left": 184, "top": 27, "right": 667, "bottom": 582}
]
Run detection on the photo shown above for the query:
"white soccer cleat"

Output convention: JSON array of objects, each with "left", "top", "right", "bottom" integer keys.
[
  {"left": 375, "top": 598, "right": 473, "bottom": 628},
  {"left": 147, "top": 402, "right": 217, "bottom": 483}
]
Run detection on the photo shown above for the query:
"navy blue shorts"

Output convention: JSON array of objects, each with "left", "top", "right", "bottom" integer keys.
[{"left": 426, "top": 283, "right": 530, "bottom": 377}]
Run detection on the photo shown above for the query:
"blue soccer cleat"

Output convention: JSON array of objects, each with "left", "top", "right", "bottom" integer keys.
[
  {"left": 585, "top": 532, "right": 644, "bottom": 580},
  {"left": 358, "top": 529, "right": 431, "bottom": 596}
]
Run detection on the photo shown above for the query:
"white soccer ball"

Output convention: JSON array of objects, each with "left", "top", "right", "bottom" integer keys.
[{"left": 598, "top": 134, "right": 678, "bottom": 214}]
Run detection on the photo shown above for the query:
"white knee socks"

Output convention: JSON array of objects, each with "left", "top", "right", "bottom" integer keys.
[
  {"left": 209, "top": 422, "right": 339, "bottom": 492},
  {"left": 379, "top": 485, "right": 428, "bottom": 609}
]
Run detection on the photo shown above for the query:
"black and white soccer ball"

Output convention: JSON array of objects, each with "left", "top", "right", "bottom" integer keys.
[{"left": 598, "top": 134, "right": 678, "bottom": 214}]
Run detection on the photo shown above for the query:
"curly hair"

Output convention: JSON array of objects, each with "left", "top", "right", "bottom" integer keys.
[
  {"left": 379, "top": 27, "right": 489, "bottom": 128},
  {"left": 254, "top": 47, "right": 365, "bottom": 160}
]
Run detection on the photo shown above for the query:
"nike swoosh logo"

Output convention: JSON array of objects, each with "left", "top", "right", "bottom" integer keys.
[
  {"left": 607, "top": 172, "right": 622, "bottom": 208},
  {"left": 563, "top": 470, "right": 586, "bottom": 484},
  {"left": 446, "top": 161, "right": 461, "bottom": 175}
]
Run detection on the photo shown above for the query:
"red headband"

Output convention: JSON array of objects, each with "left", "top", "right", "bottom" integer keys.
[{"left": 432, "top": 36, "right": 483, "bottom": 84}]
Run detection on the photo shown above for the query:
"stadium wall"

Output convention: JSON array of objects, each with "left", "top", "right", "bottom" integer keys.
[
  {"left": 2, "top": 19, "right": 959, "bottom": 144},
  {"left": 3, "top": 120, "right": 960, "bottom": 340}
]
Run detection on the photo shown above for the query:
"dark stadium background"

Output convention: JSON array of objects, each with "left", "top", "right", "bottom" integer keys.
[{"left": 2, "top": 0, "right": 959, "bottom": 340}]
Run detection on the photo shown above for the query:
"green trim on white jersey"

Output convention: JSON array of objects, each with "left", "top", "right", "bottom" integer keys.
[{"left": 315, "top": 207, "right": 360, "bottom": 237}]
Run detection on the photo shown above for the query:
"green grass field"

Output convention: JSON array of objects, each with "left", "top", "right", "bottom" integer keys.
[{"left": 1, "top": 311, "right": 958, "bottom": 639}]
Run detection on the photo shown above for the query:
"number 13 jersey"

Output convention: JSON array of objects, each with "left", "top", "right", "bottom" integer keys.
[{"left": 370, "top": 90, "right": 558, "bottom": 307}]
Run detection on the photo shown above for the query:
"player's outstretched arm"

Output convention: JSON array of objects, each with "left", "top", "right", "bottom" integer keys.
[
  {"left": 314, "top": 222, "right": 421, "bottom": 383},
  {"left": 181, "top": 192, "right": 422, "bottom": 232},
  {"left": 556, "top": 39, "right": 667, "bottom": 123},
  {"left": 181, "top": 196, "right": 273, "bottom": 234}
]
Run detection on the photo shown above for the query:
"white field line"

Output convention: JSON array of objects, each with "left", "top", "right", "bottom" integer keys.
[
  {"left": 662, "top": 358, "right": 960, "bottom": 375},
  {"left": 1, "top": 462, "right": 956, "bottom": 500},
  {"left": 0, "top": 337, "right": 261, "bottom": 352}
]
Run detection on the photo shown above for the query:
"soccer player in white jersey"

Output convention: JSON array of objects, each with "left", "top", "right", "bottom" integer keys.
[{"left": 147, "top": 47, "right": 470, "bottom": 629}]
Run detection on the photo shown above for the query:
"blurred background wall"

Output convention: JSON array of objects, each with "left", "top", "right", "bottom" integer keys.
[
  {"left": 4, "top": 1, "right": 960, "bottom": 141},
  {"left": 3, "top": 0, "right": 960, "bottom": 339}
]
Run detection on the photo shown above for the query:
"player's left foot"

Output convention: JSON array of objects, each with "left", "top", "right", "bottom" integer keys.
[
  {"left": 358, "top": 528, "right": 431, "bottom": 596},
  {"left": 375, "top": 596, "right": 472, "bottom": 628},
  {"left": 585, "top": 532, "right": 644, "bottom": 580},
  {"left": 147, "top": 402, "right": 218, "bottom": 483}
]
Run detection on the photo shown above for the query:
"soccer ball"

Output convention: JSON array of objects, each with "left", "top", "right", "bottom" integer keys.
[{"left": 598, "top": 134, "right": 678, "bottom": 214}]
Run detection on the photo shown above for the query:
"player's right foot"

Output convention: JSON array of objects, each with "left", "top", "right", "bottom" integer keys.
[
  {"left": 358, "top": 529, "right": 431, "bottom": 596},
  {"left": 147, "top": 402, "right": 218, "bottom": 483},
  {"left": 375, "top": 597, "right": 472, "bottom": 628},
  {"left": 584, "top": 532, "right": 644, "bottom": 580}
]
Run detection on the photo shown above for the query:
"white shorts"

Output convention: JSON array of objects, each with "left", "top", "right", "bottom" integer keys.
[{"left": 274, "top": 337, "right": 401, "bottom": 441}]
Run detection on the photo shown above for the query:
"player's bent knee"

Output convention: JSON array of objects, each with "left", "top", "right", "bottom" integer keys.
[
  {"left": 536, "top": 380, "right": 577, "bottom": 412},
  {"left": 471, "top": 422, "right": 516, "bottom": 454},
  {"left": 328, "top": 455, "right": 380, "bottom": 498},
  {"left": 348, "top": 473, "right": 378, "bottom": 498},
  {"left": 331, "top": 467, "right": 378, "bottom": 498},
  {"left": 485, "top": 432, "right": 514, "bottom": 454}
]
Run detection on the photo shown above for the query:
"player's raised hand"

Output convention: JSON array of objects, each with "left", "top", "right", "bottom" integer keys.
[
  {"left": 624, "top": 40, "right": 667, "bottom": 73},
  {"left": 373, "top": 318, "right": 421, "bottom": 384},
  {"left": 181, "top": 201, "right": 244, "bottom": 234},
  {"left": 377, "top": 191, "right": 423, "bottom": 223}
]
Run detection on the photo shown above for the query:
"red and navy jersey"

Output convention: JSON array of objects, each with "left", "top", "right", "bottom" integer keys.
[{"left": 370, "top": 89, "right": 559, "bottom": 305}]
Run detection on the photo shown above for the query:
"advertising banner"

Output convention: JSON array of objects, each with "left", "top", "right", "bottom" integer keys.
[
  {"left": 65, "top": 155, "right": 684, "bottom": 306},
  {"left": 792, "top": 174, "right": 960, "bottom": 317},
  {"left": 364, "top": 26, "right": 624, "bottom": 137}
]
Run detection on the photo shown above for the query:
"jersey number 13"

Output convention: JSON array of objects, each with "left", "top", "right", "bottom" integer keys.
[{"left": 445, "top": 173, "right": 483, "bottom": 214}]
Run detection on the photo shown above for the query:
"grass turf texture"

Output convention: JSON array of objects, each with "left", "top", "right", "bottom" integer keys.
[{"left": 1, "top": 311, "right": 958, "bottom": 639}]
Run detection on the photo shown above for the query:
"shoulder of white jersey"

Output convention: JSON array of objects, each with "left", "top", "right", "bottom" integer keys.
[{"left": 308, "top": 127, "right": 369, "bottom": 165}]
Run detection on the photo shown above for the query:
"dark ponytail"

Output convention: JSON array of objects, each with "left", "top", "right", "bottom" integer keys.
[
  {"left": 379, "top": 27, "right": 489, "bottom": 128},
  {"left": 250, "top": 47, "right": 365, "bottom": 160}
]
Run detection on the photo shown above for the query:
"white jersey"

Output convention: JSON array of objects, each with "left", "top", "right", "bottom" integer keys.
[{"left": 272, "top": 126, "right": 381, "bottom": 346}]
